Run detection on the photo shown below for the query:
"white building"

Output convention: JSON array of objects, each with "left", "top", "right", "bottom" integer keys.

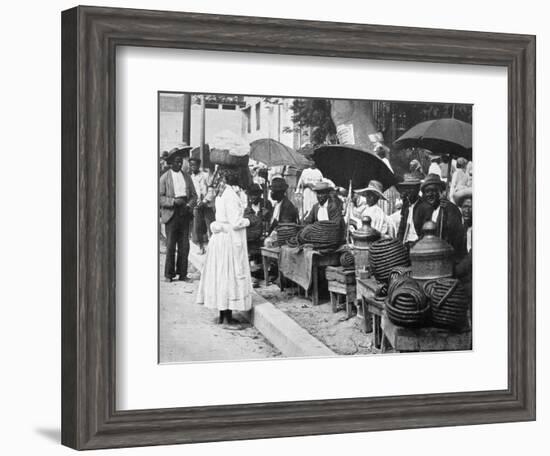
[
  {"left": 159, "top": 93, "right": 243, "bottom": 153},
  {"left": 240, "top": 96, "right": 301, "bottom": 149},
  {"left": 159, "top": 93, "right": 309, "bottom": 155}
]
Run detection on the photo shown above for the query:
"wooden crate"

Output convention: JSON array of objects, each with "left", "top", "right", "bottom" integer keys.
[
  {"left": 325, "top": 266, "right": 356, "bottom": 285},
  {"left": 328, "top": 280, "right": 357, "bottom": 318}
]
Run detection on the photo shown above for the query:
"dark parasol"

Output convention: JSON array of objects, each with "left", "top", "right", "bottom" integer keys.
[
  {"left": 312, "top": 144, "right": 397, "bottom": 190},
  {"left": 250, "top": 138, "right": 311, "bottom": 168},
  {"left": 393, "top": 118, "right": 472, "bottom": 159}
]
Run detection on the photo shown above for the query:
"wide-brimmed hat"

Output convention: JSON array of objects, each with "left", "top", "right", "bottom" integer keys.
[
  {"left": 396, "top": 173, "right": 422, "bottom": 189},
  {"left": 453, "top": 187, "right": 472, "bottom": 207},
  {"left": 420, "top": 173, "right": 447, "bottom": 192},
  {"left": 312, "top": 181, "right": 332, "bottom": 193},
  {"left": 354, "top": 180, "right": 387, "bottom": 200},
  {"left": 248, "top": 184, "right": 263, "bottom": 195},
  {"left": 269, "top": 177, "right": 288, "bottom": 192},
  {"left": 166, "top": 143, "right": 193, "bottom": 163}
]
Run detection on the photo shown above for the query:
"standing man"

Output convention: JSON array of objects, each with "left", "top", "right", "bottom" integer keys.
[
  {"left": 390, "top": 174, "right": 425, "bottom": 246},
  {"left": 454, "top": 188, "right": 473, "bottom": 299},
  {"left": 414, "top": 174, "right": 465, "bottom": 256},
  {"left": 159, "top": 148, "right": 197, "bottom": 282},
  {"left": 454, "top": 187, "right": 473, "bottom": 256},
  {"left": 189, "top": 157, "right": 209, "bottom": 254}
]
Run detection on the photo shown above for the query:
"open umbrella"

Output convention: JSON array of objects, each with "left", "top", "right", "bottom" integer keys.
[
  {"left": 250, "top": 138, "right": 311, "bottom": 168},
  {"left": 393, "top": 118, "right": 472, "bottom": 159},
  {"left": 312, "top": 144, "right": 397, "bottom": 190}
]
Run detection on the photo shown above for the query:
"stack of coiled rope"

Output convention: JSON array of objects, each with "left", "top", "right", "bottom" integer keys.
[
  {"left": 275, "top": 223, "right": 301, "bottom": 247},
  {"left": 388, "top": 266, "right": 412, "bottom": 283},
  {"left": 369, "top": 238, "right": 410, "bottom": 283},
  {"left": 423, "top": 278, "right": 469, "bottom": 330},
  {"left": 339, "top": 250, "right": 355, "bottom": 269},
  {"left": 293, "top": 220, "right": 344, "bottom": 251},
  {"left": 386, "top": 275, "right": 429, "bottom": 328}
]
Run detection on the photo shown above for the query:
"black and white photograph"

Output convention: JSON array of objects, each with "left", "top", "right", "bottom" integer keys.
[{"left": 158, "top": 92, "right": 473, "bottom": 363}]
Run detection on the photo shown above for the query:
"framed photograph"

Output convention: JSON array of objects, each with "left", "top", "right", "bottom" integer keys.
[{"left": 61, "top": 5, "right": 536, "bottom": 450}]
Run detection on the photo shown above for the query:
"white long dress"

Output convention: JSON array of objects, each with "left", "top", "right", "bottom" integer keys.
[{"left": 196, "top": 185, "right": 253, "bottom": 311}]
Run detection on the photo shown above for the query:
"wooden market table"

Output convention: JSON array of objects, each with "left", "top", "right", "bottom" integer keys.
[
  {"left": 326, "top": 266, "right": 357, "bottom": 318},
  {"left": 276, "top": 246, "right": 341, "bottom": 306},
  {"left": 356, "top": 277, "right": 385, "bottom": 349},
  {"left": 308, "top": 250, "right": 341, "bottom": 306},
  {"left": 260, "top": 246, "right": 282, "bottom": 289},
  {"left": 380, "top": 314, "right": 472, "bottom": 353}
]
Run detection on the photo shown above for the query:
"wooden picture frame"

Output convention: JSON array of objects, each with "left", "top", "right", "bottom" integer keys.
[{"left": 61, "top": 5, "right": 536, "bottom": 450}]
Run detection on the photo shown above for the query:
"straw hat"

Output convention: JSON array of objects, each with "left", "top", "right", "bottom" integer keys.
[
  {"left": 453, "top": 187, "right": 472, "bottom": 207},
  {"left": 396, "top": 173, "right": 421, "bottom": 189},
  {"left": 166, "top": 143, "right": 192, "bottom": 163},
  {"left": 354, "top": 180, "right": 387, "bottom": 200},
  {"left": 420, "top": 173, "right": 446, "bottom": 192},
  {"left": 312, "top": 182, "right": 332, "bottom": 193}
]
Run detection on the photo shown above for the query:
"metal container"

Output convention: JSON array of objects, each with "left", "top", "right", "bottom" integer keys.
[
  {"left": 351, "top": 216, "right": 381, "bottom": 276},
  {"left": 410, "top": 221, "right": 454, "bottom": 283}
]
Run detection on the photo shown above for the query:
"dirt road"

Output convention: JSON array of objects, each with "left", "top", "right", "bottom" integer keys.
[{"left": 159, "top": 254, "right": 282, "bottom": 363}]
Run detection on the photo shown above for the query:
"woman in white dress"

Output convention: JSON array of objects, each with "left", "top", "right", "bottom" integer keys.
[{"left": 196, "top": 168, "right": 253, "bottom": 324}]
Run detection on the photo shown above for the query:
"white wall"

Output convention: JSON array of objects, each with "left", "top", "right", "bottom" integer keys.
[
  {"left": 0, "top": 1, "right": 546, "bottom": 455},
  {"left": 159, "top": 102, "right": 242, "bottom": 152}
]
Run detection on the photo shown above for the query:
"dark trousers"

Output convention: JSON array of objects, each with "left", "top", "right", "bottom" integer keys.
[
  {"left": 164, "top": 213, "right": 191, "bottom": 279},
  {"left": 191, "top": 206, "right": 207, "bottom": 245},
  {"left": 203, "top": 206, "right": 215, "bottom": 237}
]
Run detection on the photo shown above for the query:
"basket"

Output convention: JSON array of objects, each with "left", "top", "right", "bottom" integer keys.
[
  {"left": 210, "top": 148, "right": 249, "bottom": 167},
  {"left": 386, "top": 276, "right": 429, "bottom": 328},
  {"left": 276, "top": 223, "right": 301, "bottom": 246},
  {"left": 339, "top": 250, "right": 355, "bottom": 269},
  {"left": 423, "top": 278, "right": 469, "bottom": 330},
  {"left": 369, "top": 238, "right": 410, "bottom": 283},
  {"left": 296, "top": 220, "right": 344, "bottom": 250}
]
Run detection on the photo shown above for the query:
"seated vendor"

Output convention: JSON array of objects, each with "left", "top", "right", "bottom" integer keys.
[
  {"left": 267, "top": 177, "right": 299, "bottom": 235},
  {"left": 244, "top": 184, "right": 272, "bottom": 260},
  {"left": 304, "top": 182, "right": 343, "bottom": 224},
  {"left": 346, "top": 191, "right": 367, "bottom": 229},
  {"left": 355, "top": 180, "right": 393, "bottom": 237}
]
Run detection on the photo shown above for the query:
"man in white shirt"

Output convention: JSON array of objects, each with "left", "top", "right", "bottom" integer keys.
[
  {"left": 159, "top": 148, "right": 197, "bottom": 282},
  {"left": 390, "top": 174, "right": 422, "bottom": 246},
  {"left": 414, "top": 174, "right": 465, "bottom": 256},
  {"left": 454, "top": 188, "right": 473, "bottom": 254},
  {"left": 454, "top": 187, "right": 473, "bottom": 300},
  {"left": 296, "top": 165, "right": 324, "bottom": 218},
  {"left": 304, "top": 182, "right": 341, "bottom": 224},
  {"left": 354, "top": 180, "right": 392, "bottom": 236}
]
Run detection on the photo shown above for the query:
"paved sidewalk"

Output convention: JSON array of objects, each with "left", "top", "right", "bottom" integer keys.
[{"left": 159, "top": 251, "right": 282, "bottom": 363}]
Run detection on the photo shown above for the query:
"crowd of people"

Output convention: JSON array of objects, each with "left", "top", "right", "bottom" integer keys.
[{"left": 159, "top": 145, "right": 473, "bottom": 325}]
